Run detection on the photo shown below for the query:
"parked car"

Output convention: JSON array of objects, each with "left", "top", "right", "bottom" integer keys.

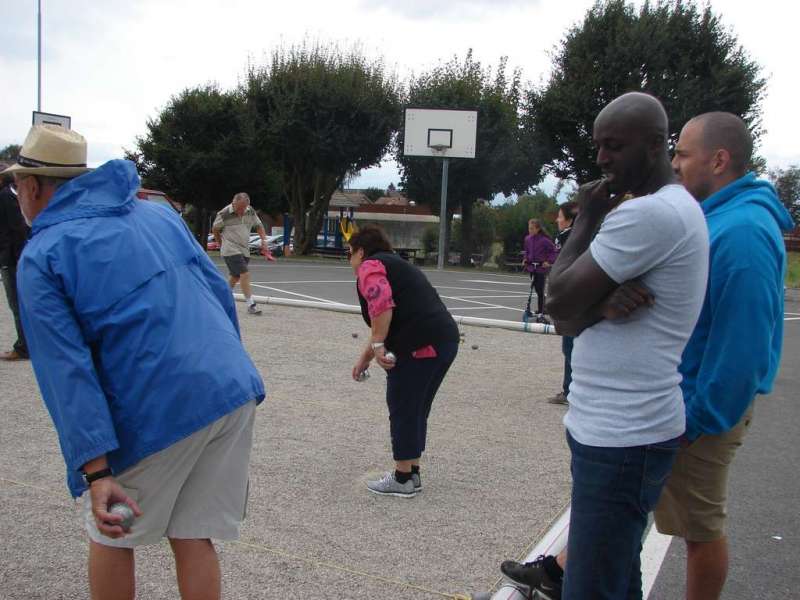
[{"left": 206, "top": 234, "right": 220, "bottom": 251}]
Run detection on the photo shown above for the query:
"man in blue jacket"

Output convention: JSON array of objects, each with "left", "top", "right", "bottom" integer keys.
[
  {"left": 657, "top": 112, "right": 793, "bottom": 599},
  {"left": 3, "top": 124, "right": 265, "bottom": 600}
]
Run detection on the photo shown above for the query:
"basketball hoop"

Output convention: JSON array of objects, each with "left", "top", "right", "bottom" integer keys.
[{"left": 429, "top": 144, "right": 449, "bottom": 157}]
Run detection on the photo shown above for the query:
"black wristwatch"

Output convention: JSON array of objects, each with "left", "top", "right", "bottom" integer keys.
[{"left": 82, "top": 467, "right": 113, "bottom": 486}]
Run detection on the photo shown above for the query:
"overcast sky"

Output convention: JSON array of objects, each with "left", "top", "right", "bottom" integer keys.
[{"left": 1, "top": 0, "right": 797, "bottom": 192}]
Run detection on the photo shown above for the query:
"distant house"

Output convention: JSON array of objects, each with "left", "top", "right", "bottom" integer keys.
[
  {"left": 136, "top": 188, "right": 182, "bottom": 213},
  {"left": 328, "top": 188, "right": 437, "bottom": 250}
]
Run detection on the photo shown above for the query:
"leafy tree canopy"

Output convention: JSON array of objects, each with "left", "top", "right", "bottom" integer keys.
[
  {"left": 0, "top": 144, "right": 21, "bottom": 162},
  {"left": 362, "top": 187, "right": 385, "bottom": 202},
  {"left": 495, "top": 190, "right": 560, "bottom": 255},
  {"left": 126, "top": 84, "right": 283, "bottom": 243},
  {"left": 769, "top": 165, "right": 800, "bottom": 223},
  {"left": 397, "top": 51, "right": 541, "bottom": 264},
  {"left": 527, "top": 0, "right": 766, "bottom": 183},
  {"left": 245, "top": 42, "right": 401, "bottom": 253}
]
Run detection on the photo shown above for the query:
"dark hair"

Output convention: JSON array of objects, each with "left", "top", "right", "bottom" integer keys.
[
  {"left": 348, "top": 223, "right": 393, "bottom": 256},
  {"left": 558, "top": 201, "right": 578, "bottom": 221}
]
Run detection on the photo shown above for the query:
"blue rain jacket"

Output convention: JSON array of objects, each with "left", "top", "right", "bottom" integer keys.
[
  {"left": 680, "top": 173, "right": 794, "bottom": 441},
  {"left": 17, "top": 160, "right": 265, "bottom": 497}
]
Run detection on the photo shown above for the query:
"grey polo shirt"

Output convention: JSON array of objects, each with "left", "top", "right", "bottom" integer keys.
[{"left": 212, "top": 204, "right": 264, "bottom": 257}]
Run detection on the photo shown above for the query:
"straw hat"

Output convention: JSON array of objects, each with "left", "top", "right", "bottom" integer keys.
[{"left": 0, "top": 125, "right": 91, "bottom": 178}]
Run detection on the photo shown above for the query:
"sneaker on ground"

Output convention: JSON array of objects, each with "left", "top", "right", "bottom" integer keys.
[
  {"left": 547, "top": 392, "right": 568, "bottom": 405},
  {"left": 247, "top": 304, "right": 263, "bottom": 315},
  {"left": 366, "top": 472, "right": 416, "bottom": 498},
  {"left": 412, "top": 471, "right": 421, "bottom": 491},
  {"left": 500, "top": 556, "right": 562, "bottom": 600}
]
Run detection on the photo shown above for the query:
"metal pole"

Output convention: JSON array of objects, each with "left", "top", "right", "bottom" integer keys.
[
  {"left": 37, "top": 0, "right": 42, "bottom": 111},
  {"left": 436, "top": 157, "right": 449, "bottom": 270}
]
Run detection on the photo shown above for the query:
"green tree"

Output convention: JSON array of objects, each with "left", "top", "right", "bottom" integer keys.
[
  {"left": 0, "top": 144, "right": 21, "bottom": 161},
  {"left": 245, "top": 42, "right": 402, "bottom": 254},
  {"left": 526, "top": 0, "right": 766, "bottom": 184},
  {"left": 769, "top": 165, "right": 800, "bottom": 222},
  {"left": 397, "top": 51, "right": 542, "bottom": 265},
  {"left": 126, "top": 84, "right": 283, "bottom": 246},
  {"left": 495, "top": 190, "right": 559, "bottom": 256},
  {"left": 362, "top": 187, "right": 385, "bottom": 202}
]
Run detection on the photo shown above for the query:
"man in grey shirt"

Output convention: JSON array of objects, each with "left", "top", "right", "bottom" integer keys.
[
  {"left": 534, "top": 93, "right": 709, "bottom": 599},
  {"left": 212, "top": 192, "right": 267, "bottom": 315}
]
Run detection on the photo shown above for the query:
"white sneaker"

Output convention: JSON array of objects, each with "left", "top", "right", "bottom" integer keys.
[
  {"left": 247, "top": 304, "right": 262, "bottom": 315},
  {"left": 366, "top": 472, "right": 416, "bottom": 498}
]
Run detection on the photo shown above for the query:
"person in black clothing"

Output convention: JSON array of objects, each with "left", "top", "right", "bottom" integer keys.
[
  {"left": 547, "top": 202, "right": 578, "bottom": 405},
  {"left": 0, "top": 166, "right": 30, "bottom": 361},
  {"left": 349, "top": 224, "right": 459, "bottom": 498}
]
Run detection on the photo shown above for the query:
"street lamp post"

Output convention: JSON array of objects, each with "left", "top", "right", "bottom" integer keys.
[{"left": 37, "top": 0, "right": 42, "bottom": 111}]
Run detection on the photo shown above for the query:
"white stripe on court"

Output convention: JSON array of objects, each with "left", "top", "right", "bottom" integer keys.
[
  {"left": 436, "top": 285, "right": 532, "bottom": 293},
  {"left": 439, "top": 295, "right": 524, "bottom": 312},
  {"left": 450, "top": 294, "right": 529, "bottom": 299},
  {"left": 642, "top": 527, "right": 673, "bottom": 598},
  {"left": 785, "top": 317, "right": 800, "bottom": 321},
  {"left": 447, "top": 306, "right": 519, "bottom": 311},
  {"left": 250, "top": 280, "right": 352, "bottom": 284},
  {"left": 461, "top": 279, "right": 530, "bottom": 286},
  {"left": 250, "top": 284, "right": 341, "bottom": 304}
]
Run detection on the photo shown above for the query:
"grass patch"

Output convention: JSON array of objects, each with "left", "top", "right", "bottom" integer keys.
[{"left": 788, "top": 251, "right": 800, "bottom": 289}]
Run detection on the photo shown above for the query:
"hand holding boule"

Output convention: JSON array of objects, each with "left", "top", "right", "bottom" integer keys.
[{"left": 108, "top": 502, "right": 135, "bottom": 530}]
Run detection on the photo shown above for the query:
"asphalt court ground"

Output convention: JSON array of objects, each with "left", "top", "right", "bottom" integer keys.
[
  {"left": 214, "top": 255, "right": 540, "bottom": 320},
  {"left": 1, "top": 256, "right": 797, "bottom": 599}
]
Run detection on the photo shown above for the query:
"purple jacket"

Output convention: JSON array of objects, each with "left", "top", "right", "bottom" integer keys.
[{"left": 523, "top": 232, "right": 557, "bottom": 273}]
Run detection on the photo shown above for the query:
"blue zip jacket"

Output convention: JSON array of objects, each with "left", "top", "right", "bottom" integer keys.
[
  {"left": 680, "top": 173, "right": 793, "bottom": 441},
  {"left": 17, "top": 160, "right": 265, "bottom": 497}
]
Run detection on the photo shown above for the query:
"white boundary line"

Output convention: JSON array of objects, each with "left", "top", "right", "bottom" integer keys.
[
  {"left": 461, "top": 279, "right": 530, "bottom": 286},
  {"left": 250, "top": 284, "right": 341, "bottom": 304},
  {"left": 448, "top": 306, "right": 519, "bottom": 311},
  {"left": 439, "top": 295, "right": 524, "bottom": 312},
  {"left": 642, "top": 526, "right": 673, "bottom": 598}
]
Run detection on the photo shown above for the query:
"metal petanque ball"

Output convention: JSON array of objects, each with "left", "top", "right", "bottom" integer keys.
[
  {"left": 355, "top": 369, "right": 370, "bottom": 382},
  {"left": 352, "top": 332, "right": 359, "bottom": 338},
  {"left": 385, "top": 351, "right": 397, "bottom": 363},
  {"left": 471, "top": 344, "right": 479, "bottom": 350},
  {"left": 108, "top": 502, "right": 135, "bottom": 530}
]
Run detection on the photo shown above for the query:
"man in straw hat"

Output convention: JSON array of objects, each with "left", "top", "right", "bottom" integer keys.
[
  {"left": 0, "top": 161, "right": 30, "bottom": 361},
  {"left": 3, "top": 124, "right": 265, "bottom": 600}
]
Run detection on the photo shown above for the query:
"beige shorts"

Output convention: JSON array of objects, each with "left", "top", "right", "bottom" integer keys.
[
  {"left": 654, "top": 404, "right": 754, "bottom": 542},
  {"left": 83, "top": 401, "right": 256, "bottom": 548}
]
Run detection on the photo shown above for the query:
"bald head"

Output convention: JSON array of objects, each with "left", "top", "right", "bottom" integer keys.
[
  {"left": 595, "top": 92, "right": 669, "bottom": 143},
  {"left": 592, "top": 92, "right": 674, "bottom": 196},
  {"left": 687, "top": 112, "right": 752, "bottom": 175}
]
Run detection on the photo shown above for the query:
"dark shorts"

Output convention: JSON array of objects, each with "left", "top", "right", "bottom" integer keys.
[{"left": 223, "top": 254, "right": 250, "bottom": 277}]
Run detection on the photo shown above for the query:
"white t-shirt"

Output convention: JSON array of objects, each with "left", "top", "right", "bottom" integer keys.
[{"left": 564, "top": 184, "right": 709, "bottom": 447}]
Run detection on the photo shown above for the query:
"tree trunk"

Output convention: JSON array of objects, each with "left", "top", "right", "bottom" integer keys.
[
  {"left": 199, "top": 207, "right": 210, "bottom": 250},
  {"left": 459, "top": 200, "right": 474, "bottom": 266}
]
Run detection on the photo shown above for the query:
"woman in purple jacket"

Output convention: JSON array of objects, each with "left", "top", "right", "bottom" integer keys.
[{"left": 523, "top": 219, "right": 557, "bottom": 317}]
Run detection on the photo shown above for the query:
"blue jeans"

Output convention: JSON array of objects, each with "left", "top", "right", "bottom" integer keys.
[{"left": 563, "top": 431, "right": 679, "bottom": 600}]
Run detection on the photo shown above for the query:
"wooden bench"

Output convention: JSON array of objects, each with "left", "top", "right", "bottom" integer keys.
[{"left": 502, "top": 252, "right": 525, "bottom": 272}]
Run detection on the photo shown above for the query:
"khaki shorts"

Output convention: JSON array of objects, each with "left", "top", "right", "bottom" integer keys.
[
  {"left": 654, "top": 404, "right": 754, "bottom": 542},
  {"left": 83, "top": 401, "right": 256, "bottom": 547}
]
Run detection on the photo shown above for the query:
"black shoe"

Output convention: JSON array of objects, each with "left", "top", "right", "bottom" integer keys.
[{"left": 500, "top": 555, "right": 562, "bottom": 600}]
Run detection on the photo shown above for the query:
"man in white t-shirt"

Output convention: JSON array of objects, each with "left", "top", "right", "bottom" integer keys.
[{"left": 540, "top": 93, "right": 709, "bottom": 600}]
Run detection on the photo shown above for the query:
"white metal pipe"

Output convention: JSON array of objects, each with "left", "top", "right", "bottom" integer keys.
[
  {"left": 235, "top": 294, "right": 558, "bottom": 335},
  {"left": 490, "top": 508, "right": 571, "bottom": 600}
]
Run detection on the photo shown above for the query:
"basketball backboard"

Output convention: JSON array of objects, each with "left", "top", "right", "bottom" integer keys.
[
  {"left": 32, "top": 111, "right": 71, "bottom": 129},
  {"left": 403, "top": 108, "right": 477, "bottom": 159}
]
